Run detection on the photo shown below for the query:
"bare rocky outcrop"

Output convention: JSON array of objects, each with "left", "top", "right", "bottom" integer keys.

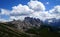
[{"left": 6, "top": 17, "right": 43, "bottom": 31}]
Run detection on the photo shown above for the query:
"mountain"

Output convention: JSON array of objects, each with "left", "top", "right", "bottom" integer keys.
[
  {"left": 44, "top": 18, "right": 60, "bottom": 27},
  {"left": 6, "top": 17, "right": 43, "bottom": 31},
  {"left": 0, "top": 23, "right": 31, "bottom": 37},
  {"left": 1, "top": 17, "right": 60, "bottom": 37},
  {"left": 24, "top": 17, "right": 42, "bottom": 28},
  {"left": 44, "top": 18, "right": 60, "bottom": 32}
]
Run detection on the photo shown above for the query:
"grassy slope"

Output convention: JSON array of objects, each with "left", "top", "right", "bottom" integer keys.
[
  {"left": 0, "top": 23, "right": 31, "bottom": 37},
  {"left": 0, "top": 23, "right": 60, "bottom": 37},
  {"left": 25, "top": 27, "right": 60, "bottom": 37}
]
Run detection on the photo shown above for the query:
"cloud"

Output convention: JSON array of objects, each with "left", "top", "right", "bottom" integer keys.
[
  {"left": 0, "top": 19, "right": 8, "bottom": 22},
  {"left": 0, "top": 9, "right": 10, "bottom": 15},
  {"left": 30, "top": 0, "right": 38, "bottom": 1},
  {"left": 49, "top": 5, "right": 60, "bottom": 14},
  {"left": 0, "top": 19, "right": 12, "bottom": 22},
  {"left": 49, "top": 5, "right": 60, "bottom": 19},
  {"left": 10, "top": 16, "right": 27, "bottom": 21},
  {"left": 9, "top": 0, "right": 46, "bottom": 21},
  {"left": 28, "top": 0, "right": 45, "bottom": 11},
  {"left": 0, "top": 0, "right": 60, "bottom": 22},
  {"left": 11, "top": 4, "right": 34, "bottom": 16},
  {"left": 46, "top": 2, "right": 49, "bottom": 5},
  {"left": 48, "top": 20, "right": 53, "bottom": 23}
]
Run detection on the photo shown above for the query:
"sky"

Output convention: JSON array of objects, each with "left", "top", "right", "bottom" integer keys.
[
  {"left": 0, "top": 0, "right": 60, "bottom": 10},
  {"left": 0, "top": 0, "right": 60, "bottom": 22}
]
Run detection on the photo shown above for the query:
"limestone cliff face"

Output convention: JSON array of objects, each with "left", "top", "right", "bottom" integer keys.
[{"left": 6, "top": 17, "right": 43, "bottom": 31}]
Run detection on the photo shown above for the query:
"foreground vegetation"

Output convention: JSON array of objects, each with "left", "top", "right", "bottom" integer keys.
[
  {"left": 26, "top": 26, "right": 60, "bottom": 37},
  {"left": 0, "top": 23, "right": 60, "bottom": 37}
]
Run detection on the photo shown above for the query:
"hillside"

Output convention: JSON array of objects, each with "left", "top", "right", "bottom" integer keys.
[{"left": 0, "top": 17, "right": 60, "bottom": 37}]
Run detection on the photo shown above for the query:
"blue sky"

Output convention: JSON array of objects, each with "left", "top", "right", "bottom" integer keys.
[
  {"left": 0, "top": 0, "right": 60, "bottom": 22},
  {"left": 0, "top": 0, "right": 60, "bottom": 10}
]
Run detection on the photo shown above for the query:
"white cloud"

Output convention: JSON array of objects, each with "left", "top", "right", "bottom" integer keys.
[
  {"left": 0, "top": 0, "right": 60, "bottom": 22},
  {"left": 11, "top": 4, "right": 34, "bottom": 16},
  {"left": 49, "top": 5, "right": 60, "bottom": 19},
  {"left": 9, "top": 0, "right": 46, "bottom": 21},
  {"left": 0, "top": 19, "right": 12, "bottom": 22},
  {"left": 30, "top": 0, "right": 38, "bottom": 1},
  {"left": 48, "top": 20, "right": 53, "bottom": 23},
  {"left": 10, "top": 16, "right": 27, "bottom": 21},
  {"left": 0, "top": 9, "right": 10, "bottom": 15},
  {"left": 46, "top": 2, "right": 49, "bottom": 5},
  {"left": 28, "top": 0, "right": 45, "bottom": 11},
  {"left": 49, "top": 5, "right": 60, "bottom": 14}
]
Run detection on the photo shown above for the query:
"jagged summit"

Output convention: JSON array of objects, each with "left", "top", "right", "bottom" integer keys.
[{"left": 5, "top": 17, "right": 43, "bottom": 31}]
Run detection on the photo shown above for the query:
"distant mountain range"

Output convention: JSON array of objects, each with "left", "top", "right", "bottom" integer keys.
[{"left": 44, "top": 18, "right": 60, "bottom": 27}]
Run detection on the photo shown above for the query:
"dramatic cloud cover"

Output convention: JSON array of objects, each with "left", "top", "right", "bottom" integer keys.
[
  {"left": 0, "top": 0, "right": 60, "bottom": 22},
  {"left": 49, "top": 5, "right": 60, "bottom": 19},
  {"left": 28, "top": 0, "right": 45, "bottom": 11}
]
